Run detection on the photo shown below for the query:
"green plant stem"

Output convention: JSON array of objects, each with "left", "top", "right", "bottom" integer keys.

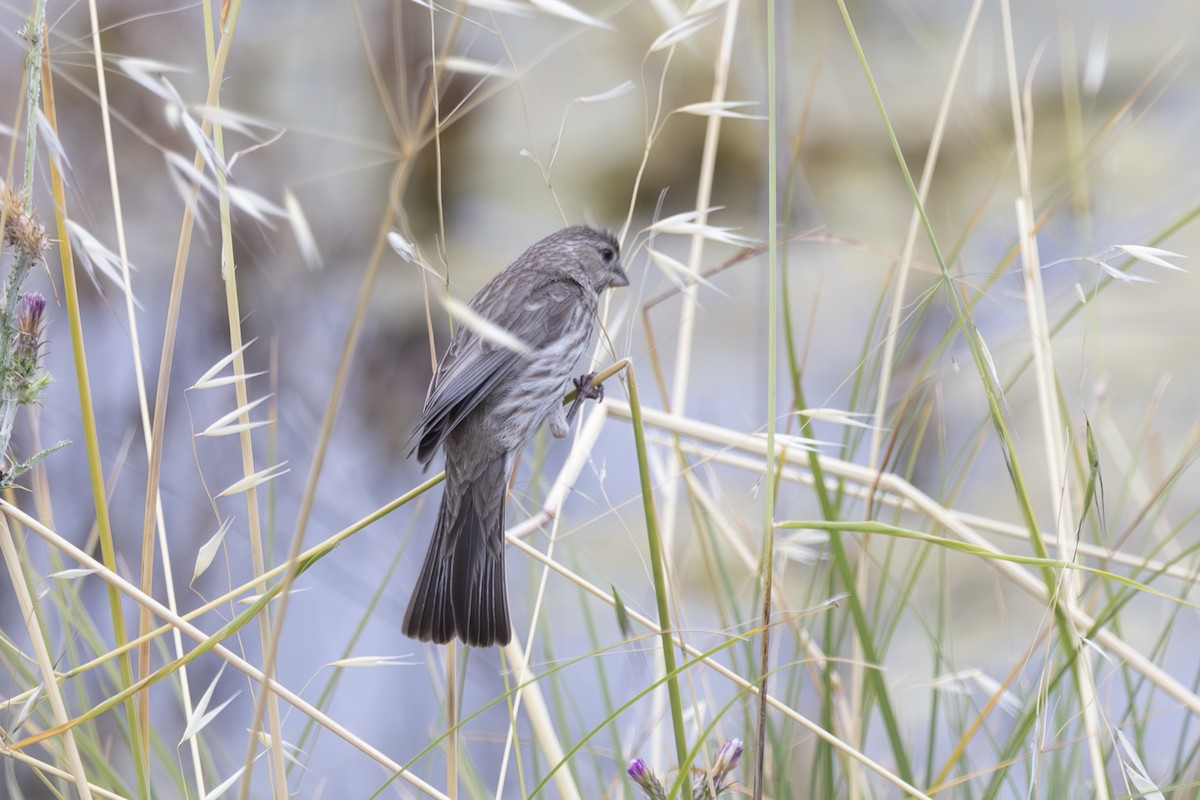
[
  {"left": 20, "top": 1, "right": 45, "bottom": 201},
  {"left": 757, "top": 0, "right": 778, "bottom": 798},
  {"left": 39, "top": 31, "right": 150, "bottom": 799},
  {"left": 791, "top": 373, "right": 916, "bottom": 785},
  {"left": 624, "top": 362, "right": 688, "bottom": 769},
  {"left": 0, "top": 0, "right": 49, "bottom": 470},
  {"left": 0, "top": 255, "right": 32, "bottom": 451},
  {"left": 831, "top": 7, "right": 1091, "bottom": 776}
]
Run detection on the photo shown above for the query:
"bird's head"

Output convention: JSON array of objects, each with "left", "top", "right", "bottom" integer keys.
[{"left": 545, "top": 225, "right": 629, "bottom": 294}]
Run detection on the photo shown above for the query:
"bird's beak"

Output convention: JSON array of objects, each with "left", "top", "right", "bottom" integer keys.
[{"left": 610, "top": 262, "right": 630, "bottom": 288}]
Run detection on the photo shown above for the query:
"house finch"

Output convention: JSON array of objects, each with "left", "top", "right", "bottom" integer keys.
[{"left": 402, "top": 226, "right": 629, "bottom": 647}]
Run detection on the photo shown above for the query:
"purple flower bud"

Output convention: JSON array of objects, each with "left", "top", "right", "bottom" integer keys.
[
  {"left": 18, "top": 292, "right": 45, "bottom": 329},
  {"left": 694, "top": 739, "right": 744, "bottom": 798},
  {"left": 12, "top": 291, "right": 50, "bottom": 405},
  {"left": 626, "top": 757, "right": 667, "bottom": 799},
  {"left": 713, "top": 738, "right": 743, "bottom": 773}
]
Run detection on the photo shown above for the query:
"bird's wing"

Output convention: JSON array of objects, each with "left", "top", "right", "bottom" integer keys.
[{"left": 413, "top": 280, "right": 585, "bottom": 463}]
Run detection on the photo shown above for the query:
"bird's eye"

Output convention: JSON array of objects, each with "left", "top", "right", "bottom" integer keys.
[{"left": 599, "top": 247, "right": 615, "bottom": 263}]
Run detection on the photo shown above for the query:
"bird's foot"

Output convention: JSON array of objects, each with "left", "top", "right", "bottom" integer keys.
[
  {"left": 574, "top": 372, "right": 604, "bottom": 403},
  {"left": 565, "top": 372, "right": 603, "bottom": 426}
]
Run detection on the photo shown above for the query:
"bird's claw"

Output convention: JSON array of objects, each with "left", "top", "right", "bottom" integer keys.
[
  {"left": 574, "top": 372, "right": 603, "bottom": 403},
  {"left": 565, "top": 372, "right": 603, "bottom": 426}
]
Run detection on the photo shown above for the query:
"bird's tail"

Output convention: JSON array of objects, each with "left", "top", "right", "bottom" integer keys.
[{"left": 402, "top": 455, "right": 512, "bottom": 647}]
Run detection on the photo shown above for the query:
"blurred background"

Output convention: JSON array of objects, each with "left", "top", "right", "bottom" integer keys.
[{"left": 3, "top": 0, "right": 1200, "bottom": 797}]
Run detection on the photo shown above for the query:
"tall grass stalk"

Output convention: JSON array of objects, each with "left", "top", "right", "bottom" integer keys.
[
  {"left": 82, "top": 0, "right": 204, "bottom": 788},
  {"left": 758, "top": 0, "right": 778, "bottom": 797},
  {"left": 999, "top": 0, "right": 1107, "bottom": 791},
  {"left": 625, "top": 363, "right": 689, "bottom": 768},
  {"left": 38, "top": 25, "right": 150, "bottom": 800},
  {"left": 191, "top": 0, "right": 293, "bottom": 792},
  {"left": 0, "top": 518, "right": 92, "bottom": 798}
]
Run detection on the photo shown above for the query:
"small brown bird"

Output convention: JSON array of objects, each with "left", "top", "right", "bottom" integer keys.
[{"left": 403, "top": 226, "right": 629, "bottom": 647}]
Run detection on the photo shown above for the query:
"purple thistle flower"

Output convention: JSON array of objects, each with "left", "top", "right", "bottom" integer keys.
[
  {"left": 694, "top": 738, "right": 744, "bottom": 798},
  {"left": 713, "top": 738, "right": 743, "bottom": 775},
  {"left": 17, "top": 292, "right": 45, "bottom": 348},
  {"left": 18, "top": 291, "right": 45, "bottom": 326},
  {"left": 627, "top": 757, "right": 667, "bottom": 800},
  {"left": 12, "top": 291, "right": 50, "bottom": 405}
]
